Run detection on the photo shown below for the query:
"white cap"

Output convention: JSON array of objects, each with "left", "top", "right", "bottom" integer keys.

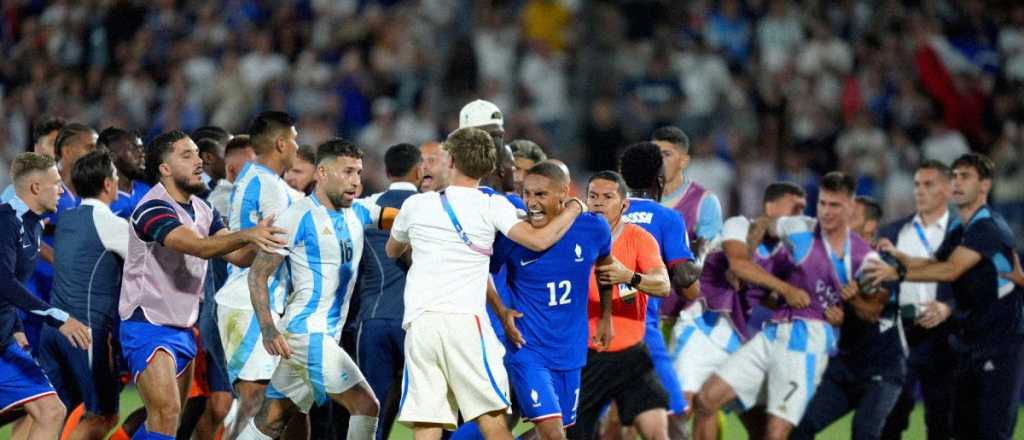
[{"left": 458, "top": 99, "right": 503, "bottom": 129}]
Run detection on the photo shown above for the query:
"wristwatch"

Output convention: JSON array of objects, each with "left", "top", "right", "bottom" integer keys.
[{"left": 630, "top": 272, "right": 642, "bottom": 288}]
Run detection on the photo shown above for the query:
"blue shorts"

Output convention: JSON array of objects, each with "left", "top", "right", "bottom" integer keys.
[
  {"left": 37, "top": 325, "right": 121, "bottom": 415},
  {"left": 644, "top": 327, "right": 687, "bottom": 414},
  {"left": 120, "top": 320, "right": 196, "bottom": 382},
  {"left": 0, "top": 342, "right": 57, "bottom": 413},
  {"left": 506, "top": 351, "right": 581, "bottom": 427}
]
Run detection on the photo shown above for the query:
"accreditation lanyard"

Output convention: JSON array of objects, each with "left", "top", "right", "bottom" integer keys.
[
  {"left": 440, "top": 191, "right": 493, "bottom": 256},
  {"left": 912, "top": 222, "right": 933, "bottom": 255},
  {"left": 823, "top": 232, "right": 852, "bottom": 286}
]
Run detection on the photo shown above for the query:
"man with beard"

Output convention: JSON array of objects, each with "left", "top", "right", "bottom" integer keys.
[
  {"left": 215, "top": 111, "right": 299, "bottom": 438},
  {"left": 121, "top": 130, "right": 286, "bottom": 440},
  {"left": 865, "top": 153, "right": 1024, "bottom": 440},
  {"left": 100, "top": 127, "right": 151, "bottom": 219},
  {"left": 240, "top": 139, "right": 381, "bottom": 440}
]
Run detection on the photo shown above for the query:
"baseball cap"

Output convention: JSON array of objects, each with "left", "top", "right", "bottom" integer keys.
[{"left": 459, "top": 99, "right": 503, "bottom": 129}]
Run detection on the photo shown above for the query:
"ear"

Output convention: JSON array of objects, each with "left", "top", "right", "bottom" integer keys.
[
  {"left": 159, "top": 162, "right": 172, "bottom": 179},
  {"left": 981, "top": 179, "right": 993, "bottom": 195},
  {"left": 29, "top": 180, "right": 42, "bottom": 197}
]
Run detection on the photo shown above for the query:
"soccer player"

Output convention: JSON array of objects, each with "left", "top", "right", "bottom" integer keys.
[
  {"left": 673, "top": 182, "right": 809, "bottom": 438},
  {"left": 386, "top": 127, "right": 584, "bottom": 440},
  {"left": 0, "top": 152, "right": 92, "bottom": 440},
  {"left": 792, "top": 196, "right": 900, "bottom": 440},
  {"left": 417, "top": 141, "right": 448, "bottom": 192},
  {"left": 567, "top": 171, "right": 672, "bottom": 440},
  {"left": 355, "top": 143, "right": 421, "bottom": 440},
  {"left": 18, "top": 123, "right": 98, "bottom": 349},
  {"left": 39, "top": 150, "right": 129, "bottom": 440},
  {"left": 489, "top": 162, "right": 613, "bottom": 440},
  {"left": 99, "top": 127, "right": 150, "bottom": 219},
  {"left": 509, "top": 139, "right": 547, "bottom": 194},
  {"left": 208, "top": 135, "right": 257, "bottom": 219},
  {"left": 120, "top": 130, "right": 286, "bottom": 440},
  {"left": 879, "top": 160, "right": 956, "bottom": 440},
  {"left": 460, "top": 99, "right": 516, "bottom": 194},
  {"left": 616, "top": 142, "right": 700, "bottom": 428},
  {"left": 240, "top": 139, "right": 381, "bottom": 440},
  {"left": 865, "top": 153, "right": 1024, "bottom": 440},
  {"left": 215, "top": 111, "right": 299, "bottom": 437},
  {"left": 653, "top": 127, "right": 723, "bottom": 330},
  {"left": 694, "top": 172, "right": 875, "bottom": 440}
]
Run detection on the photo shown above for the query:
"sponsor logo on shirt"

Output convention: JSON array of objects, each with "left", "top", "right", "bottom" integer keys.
[{"left": 623, "top": 211, "right": 653, "bottom": 225}]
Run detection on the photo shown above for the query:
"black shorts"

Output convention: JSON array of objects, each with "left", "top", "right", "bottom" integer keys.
[{"left": 567, "top": 342, "right": 668, "bottom": 440}]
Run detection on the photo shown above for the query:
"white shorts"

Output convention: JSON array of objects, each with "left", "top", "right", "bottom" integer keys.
[
  {"left": 398, "top": 312, "right": 510, "bottom": 429},
  {"left": 218, "top": 305, "right": 279, "bottom": 383},
  {"left": 716, "top": 319, "right": 835, "bottom": 426},
  {"left": 671, "top": 305, "right": 743, "bottom": 394},
  {"left": 268, "top": 332, "right": 365, "bottom": 413}
]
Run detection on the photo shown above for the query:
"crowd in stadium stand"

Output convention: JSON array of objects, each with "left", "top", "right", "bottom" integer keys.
[{"left": 0, "top": 0, "right": 1022, "bottom": 234}]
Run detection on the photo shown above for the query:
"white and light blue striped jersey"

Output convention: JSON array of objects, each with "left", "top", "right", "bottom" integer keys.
[
  {"left": 214, "top": 161, "right": 294, "bottom": 311},
  {"left": 276, "top": 194, "right": 373, "bottom": 337}
]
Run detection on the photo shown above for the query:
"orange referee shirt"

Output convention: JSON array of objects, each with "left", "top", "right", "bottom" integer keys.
[{"left": 587, "top": 222, "right": 665, "bottom": 352}]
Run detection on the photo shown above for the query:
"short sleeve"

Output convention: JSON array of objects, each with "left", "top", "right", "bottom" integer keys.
[
  {"left": 775, "top": 216, "right": 816, "bottom": 262},
  {"left": 962, "top": 221, "right": 1004, "bottom": 259},
  {"left": 390, "top": 197, "right": 414, "bottom": 243},
  {"left": 593, "top": 216, "right": 612, "bottom": 259},
  {"left": 131, "top": 200, "right": 182, "bottom": 245},
  {"left": 208, "top": 206, "right": 227, "bottom": 236},
  {"left": 722, "top": 216, "right": 751, "bottom": 243},
  {"left": 634, "top": 227, "right": 667, "bottom": 274},
  {"left": 354, "top": 199, "right": 381, "bottom": 225},
  {"left": 696, "top": 194, "right": 723, "bottom": 240},
  {"left": 272, "top": 207, "right": 304, "bottom": 257},
  {"left": 660, "top": 211, "right": 694, "bottom": 265},
  {"left": 490, "top": 195, "right": 522, "bottom": 236}
]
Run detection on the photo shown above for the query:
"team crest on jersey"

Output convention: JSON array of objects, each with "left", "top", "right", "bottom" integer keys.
[
  {"left": 321, "top": 226, "right": 332, "bottom": 236},
  {"left": 530, "top": 389, "right": 541, "bottom": 407},
  {"left": 574, "top": 244, "right": 584, "bottom": 262}
]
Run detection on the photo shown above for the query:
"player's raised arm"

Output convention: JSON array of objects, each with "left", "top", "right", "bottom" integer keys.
[{"left": 505, "top": 197, "right": 584, "bottom": 252}]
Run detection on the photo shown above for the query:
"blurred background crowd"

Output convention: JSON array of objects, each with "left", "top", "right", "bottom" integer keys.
[{"left": 1, "top": 0, "right": 1022, "bottom": 246}]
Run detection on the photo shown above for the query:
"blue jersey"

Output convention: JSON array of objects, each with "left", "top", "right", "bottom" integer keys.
[
  {"left": 110, "top": 180, "right": 152, "bottom": 219},
  {"left": 477, "top": 186, "right": 527, "bottom": 343},
  {"left": 623, "top": 198, "right": 694, "bottom": 330},
  {"left": 490, "top": 213, "right": 611, "bottom": 370}
]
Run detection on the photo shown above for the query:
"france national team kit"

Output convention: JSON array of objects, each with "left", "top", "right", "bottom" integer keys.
[
  {"left": 478, "top": 186, "right": 527, "bottom": 346},
  {"left": 266, "top": 194, "right": 373, "bottom": 412},
  {"left": 215, "top": 160, "right": 294, "bottom": 383},
  {"left": 622, "top": 197, "right": 694, "bottom": 414},
  {"left": 490, "top": 213, "right": 611, "bottom": 426}
]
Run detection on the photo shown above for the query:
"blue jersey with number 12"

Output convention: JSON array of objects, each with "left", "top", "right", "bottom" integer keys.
[{"left": 491, "top": 213, "right": 612, "bottom": 370}]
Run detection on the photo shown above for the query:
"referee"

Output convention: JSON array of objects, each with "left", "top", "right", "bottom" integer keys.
[{"left": 866, "top": 153, "right": 1024, "bottom": 440}]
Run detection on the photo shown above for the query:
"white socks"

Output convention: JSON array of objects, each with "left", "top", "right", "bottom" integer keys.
[
  {"left": 238, "top": 419, "right": 273, "bottom": 440},
  {"left": 347, "top": 415, "right": 379, "bottom": 440}
]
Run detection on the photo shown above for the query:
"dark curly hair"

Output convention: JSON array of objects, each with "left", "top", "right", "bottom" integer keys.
[{"left": 618, "top": 141, "right": 664, "bottom": 198}]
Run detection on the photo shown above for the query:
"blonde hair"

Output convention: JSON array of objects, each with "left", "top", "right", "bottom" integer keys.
[
  {"left": 11, "top": 152, "right": 55, "bottom": 183},
  {"left": 444, "top": 127, "right": 495, "bottom": 179}
]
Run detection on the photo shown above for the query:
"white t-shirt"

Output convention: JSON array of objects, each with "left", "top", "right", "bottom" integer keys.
[{"left": 391, "top": 186, "right": 522, "bottom": 328}]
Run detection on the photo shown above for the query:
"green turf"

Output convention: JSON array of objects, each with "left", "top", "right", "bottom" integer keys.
[{"left": 4, "top": 386, "right": 1021, "bottom": 439}]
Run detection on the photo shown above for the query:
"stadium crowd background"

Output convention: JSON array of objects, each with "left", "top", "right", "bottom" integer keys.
[{"left": 0, "top": 0, "right": 1022, "bottom": 237}]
